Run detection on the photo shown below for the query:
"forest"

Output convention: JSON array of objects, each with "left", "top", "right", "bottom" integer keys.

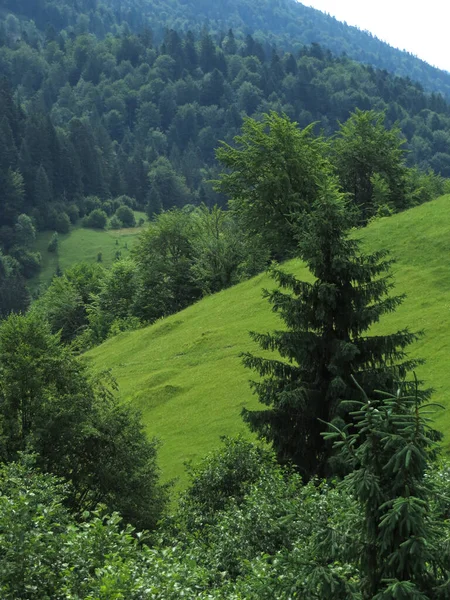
[
  {"left": 2, "top": 0, "right": 450, "bottom": 598},
  {"left": 2, "top": 0, "right": 450, "bottom": 307}
]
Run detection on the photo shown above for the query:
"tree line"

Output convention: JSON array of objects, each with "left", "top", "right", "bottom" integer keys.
[
  {"left": 2, "top": 19, "right": 450, "bottom": 283},
  {"left": 4, "top": 0, "right": 450, "bottom": 100}
]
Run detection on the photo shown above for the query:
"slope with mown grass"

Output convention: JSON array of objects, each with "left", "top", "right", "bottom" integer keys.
[{"left": 86, "top": 195, "right": 450, "bottom": 489}]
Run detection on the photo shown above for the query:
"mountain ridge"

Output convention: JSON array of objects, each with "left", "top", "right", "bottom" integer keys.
[{"left": 3, "top": 0, "right": 450, "bottom": 99}]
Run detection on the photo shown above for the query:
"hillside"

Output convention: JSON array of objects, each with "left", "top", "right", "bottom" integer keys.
[
  {"left": 86, "top": 194, "right": 450, "bottom": 487},
  {"left": 3, "top": 0, "right": 450, "bottom": 99}
]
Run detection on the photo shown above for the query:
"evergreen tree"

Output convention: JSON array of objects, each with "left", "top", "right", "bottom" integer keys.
[
  {"left": 199, "top": 30, "right": 216, "bottom": 73},
  {"left": 0, "top": 252, "right": 29, "bottom": 319},
  {"left": 33, "top": 164, "right": 53, "bottom": 224},
  {"left": 0, "top": 117, "right": 18, "bottom": 172},
  {"left": 242, "top": 180, "right": 422, "bottom": 479},
  {"left": 183, "top": 30, "right": 198, "bottom": 71},
  {"left": 324, "top": 379, "right": 447, "bottom": 598},
  {"left": 223, "top": 28, "right": 237, "bottom": 55}
]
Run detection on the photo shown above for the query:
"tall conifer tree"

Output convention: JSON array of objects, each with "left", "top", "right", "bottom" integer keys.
[{"left": 242, "top": 180, "right": 422, "bottom": 478}]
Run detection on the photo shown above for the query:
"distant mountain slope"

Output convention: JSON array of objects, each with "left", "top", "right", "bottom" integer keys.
[
  {"left": 86, "top": 194, "right": 450, "bottom": 488},
  {"left": 3, "top": 0, "right": 450, "bottom": 98}
]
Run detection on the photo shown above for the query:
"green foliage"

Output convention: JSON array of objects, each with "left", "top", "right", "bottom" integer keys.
[
  {"left": 0, "top": 251, "right": 29, "bottom": 319},
  {"left": 85, "top": 193, "right": 450, "bottom": 488},
  {"left": 114, "top": 204, "right": 136, "bottom": 227},
  {"left": 83, "top": 208, "right": 108, "bottom": 229},
  {"left": 242, "top": 179, "right": 422, "bottom": 478},
  {"left": 78, "top": 258, "right": 140, "bottom": 348},
  {"left": 181, "top": 437, "right": 276, "bottom": 519},
  {"left": 147, "top": 157, "right": 191, "bottom": 215},
  {"left": 109, "top": 214, "right": 122, "bottom": 229},
  {"left": 0, "top": 312, "right": 167, "bottom": 529},
  {"left": 324, "top": 380, "right": 450, "bottom": 598},
  {"left": 216, "top": 112, "right": 332, "bottom": 258},
  {"left": 14, "top": 213, "right": 35, "bottom": 247},
  {"left": 0, "top": 458, "right": 71, "bottom": 599},
  {"left": 190, "top": 205, "right": 269, "bottom": 294},
  {"left": 168, "top": 437, "right": 362, "bottom": 596},
  {"left": 0, "top": 458, "right": 164, "bottom": 600},
  {"left": 52, "top": 211, "right": 71, "bottom": 234},
  {"left": 406, "top": 167, "right": 448, "bottom": 206},
  {"left": 1, "top": 11, "right": 450, "bottom": 285},
  {"left": 47, "top": 231, "right": 58, "bottom": 253},
  {"left": 333, "top": 109, "right": 409, "bottom": 221},
  {"left": 32, "top": 262, "right": 104, "bottom": 343},
  {"left": 132, "top": 207, "right": 201, "bottom": 322},
  {"left": 9, "top": 245, "right": 41, "bottom": 278}
]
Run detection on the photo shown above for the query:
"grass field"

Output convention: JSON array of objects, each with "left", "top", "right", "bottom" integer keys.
[
  {"left": 31, "top": 211, "right": 147, "bottom": 290},
  {"left": 86, "top": 195, "right": 450, "bottom": 489}
]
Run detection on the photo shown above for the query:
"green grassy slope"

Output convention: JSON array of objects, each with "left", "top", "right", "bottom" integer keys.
[
  {"left": 85, "top": 195, "right": 450, "bottom": 488},
  {"left": 31, "top": 212, "right": 147, "bottom": 290}
]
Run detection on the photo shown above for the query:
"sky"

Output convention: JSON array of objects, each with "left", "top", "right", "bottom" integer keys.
[{"left": 303, "top": 0, "right": 450, "bottom": 73}]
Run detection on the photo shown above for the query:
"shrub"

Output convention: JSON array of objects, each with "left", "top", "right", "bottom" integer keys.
[
  {"left": 114, "top": 205, "right": 136, "bottom": 227},
  {"left": 53, "top": 211, "right": 71, "bottom": 234},
  {"left": 83, "top": 209, "right": 108, "bottom": 229},
  {"left": 66, "top": 204, "right": 80, "bottom": 224},
  {"left": 109, "top": 215, "right": 122, "bottom": 229}
]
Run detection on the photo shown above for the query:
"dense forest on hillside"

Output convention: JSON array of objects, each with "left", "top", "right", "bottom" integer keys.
[
  {"left": 2, "top": 11, "right": 450, "bottom": 287},
  {"left": 2, "top": 0, "right": 450, "bottom": 330},
  {"left": 3, "top": 0, "right": 450, "bottom": 99}
]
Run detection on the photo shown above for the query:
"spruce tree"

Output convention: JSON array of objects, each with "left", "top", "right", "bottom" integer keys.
[
  {"left": 324, "top": 379, "right": 447, "bottom": 599},
  {"left": 242, "top": 179, "right": 422, "bottom": 479}
]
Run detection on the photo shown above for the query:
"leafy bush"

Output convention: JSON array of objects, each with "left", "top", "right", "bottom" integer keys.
[
  {"left": 9, "top": 246, "right": 41, "bottom": 278},
  {"left": 53, "top": 211, "right": 71, "bottom": 234},
  {"left": 66, "top": 204, "right": 80, "bottom": 224},
  {"left": 109, "top": 214, "right": 122, "bottom": 229},
  {"left": 83, "top": 208, "right": 108, "bottom": 229},
  {"left": 114, "top": 204, "right": 136, "bottom": 227},
  {"left": 0, "top": 312, "right": 168, "bottom": 531}
]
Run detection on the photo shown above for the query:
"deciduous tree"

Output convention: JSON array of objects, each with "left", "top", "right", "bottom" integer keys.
[{"left": 215, "top": 112, "right": 331, "bottom": 259}]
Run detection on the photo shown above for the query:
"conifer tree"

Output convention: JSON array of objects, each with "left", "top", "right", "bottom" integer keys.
[
  {"left": 0, "top": 116, "right": 18, "bottom": 172},
  {"left": 324, "top": 379, "right": 448, "bottom": 598},
  {"left": 242, "top": 179, "right": 422, "bottom": 479}
]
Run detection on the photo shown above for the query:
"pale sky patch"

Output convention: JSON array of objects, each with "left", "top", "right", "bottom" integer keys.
[{"left": 302, "top": 0, "right": 450, "bottom": 73}]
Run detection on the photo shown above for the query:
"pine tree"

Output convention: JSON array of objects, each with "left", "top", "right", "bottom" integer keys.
[
  {"left": 183, "top": 30, "right": 198, "bottom": 71},
  {"left": 324, "top": 379, "right": 447, "bottom": 599},
  {"left": 34, "top": 165, "right": 53, "bottom": 209},
  {"left": 199, "top": 30, "right": 217, "bottom": 73},
  {"left": 242, "top": 179, "right": 422, "bottom": 479}
]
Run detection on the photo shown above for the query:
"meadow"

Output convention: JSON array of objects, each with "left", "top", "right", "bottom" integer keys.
[
  {"left": 86, "top": 195, "right": 450, "bottom": 489},
  {"left": 31, "top": 212, "right": 147, "bottom": 290}
]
